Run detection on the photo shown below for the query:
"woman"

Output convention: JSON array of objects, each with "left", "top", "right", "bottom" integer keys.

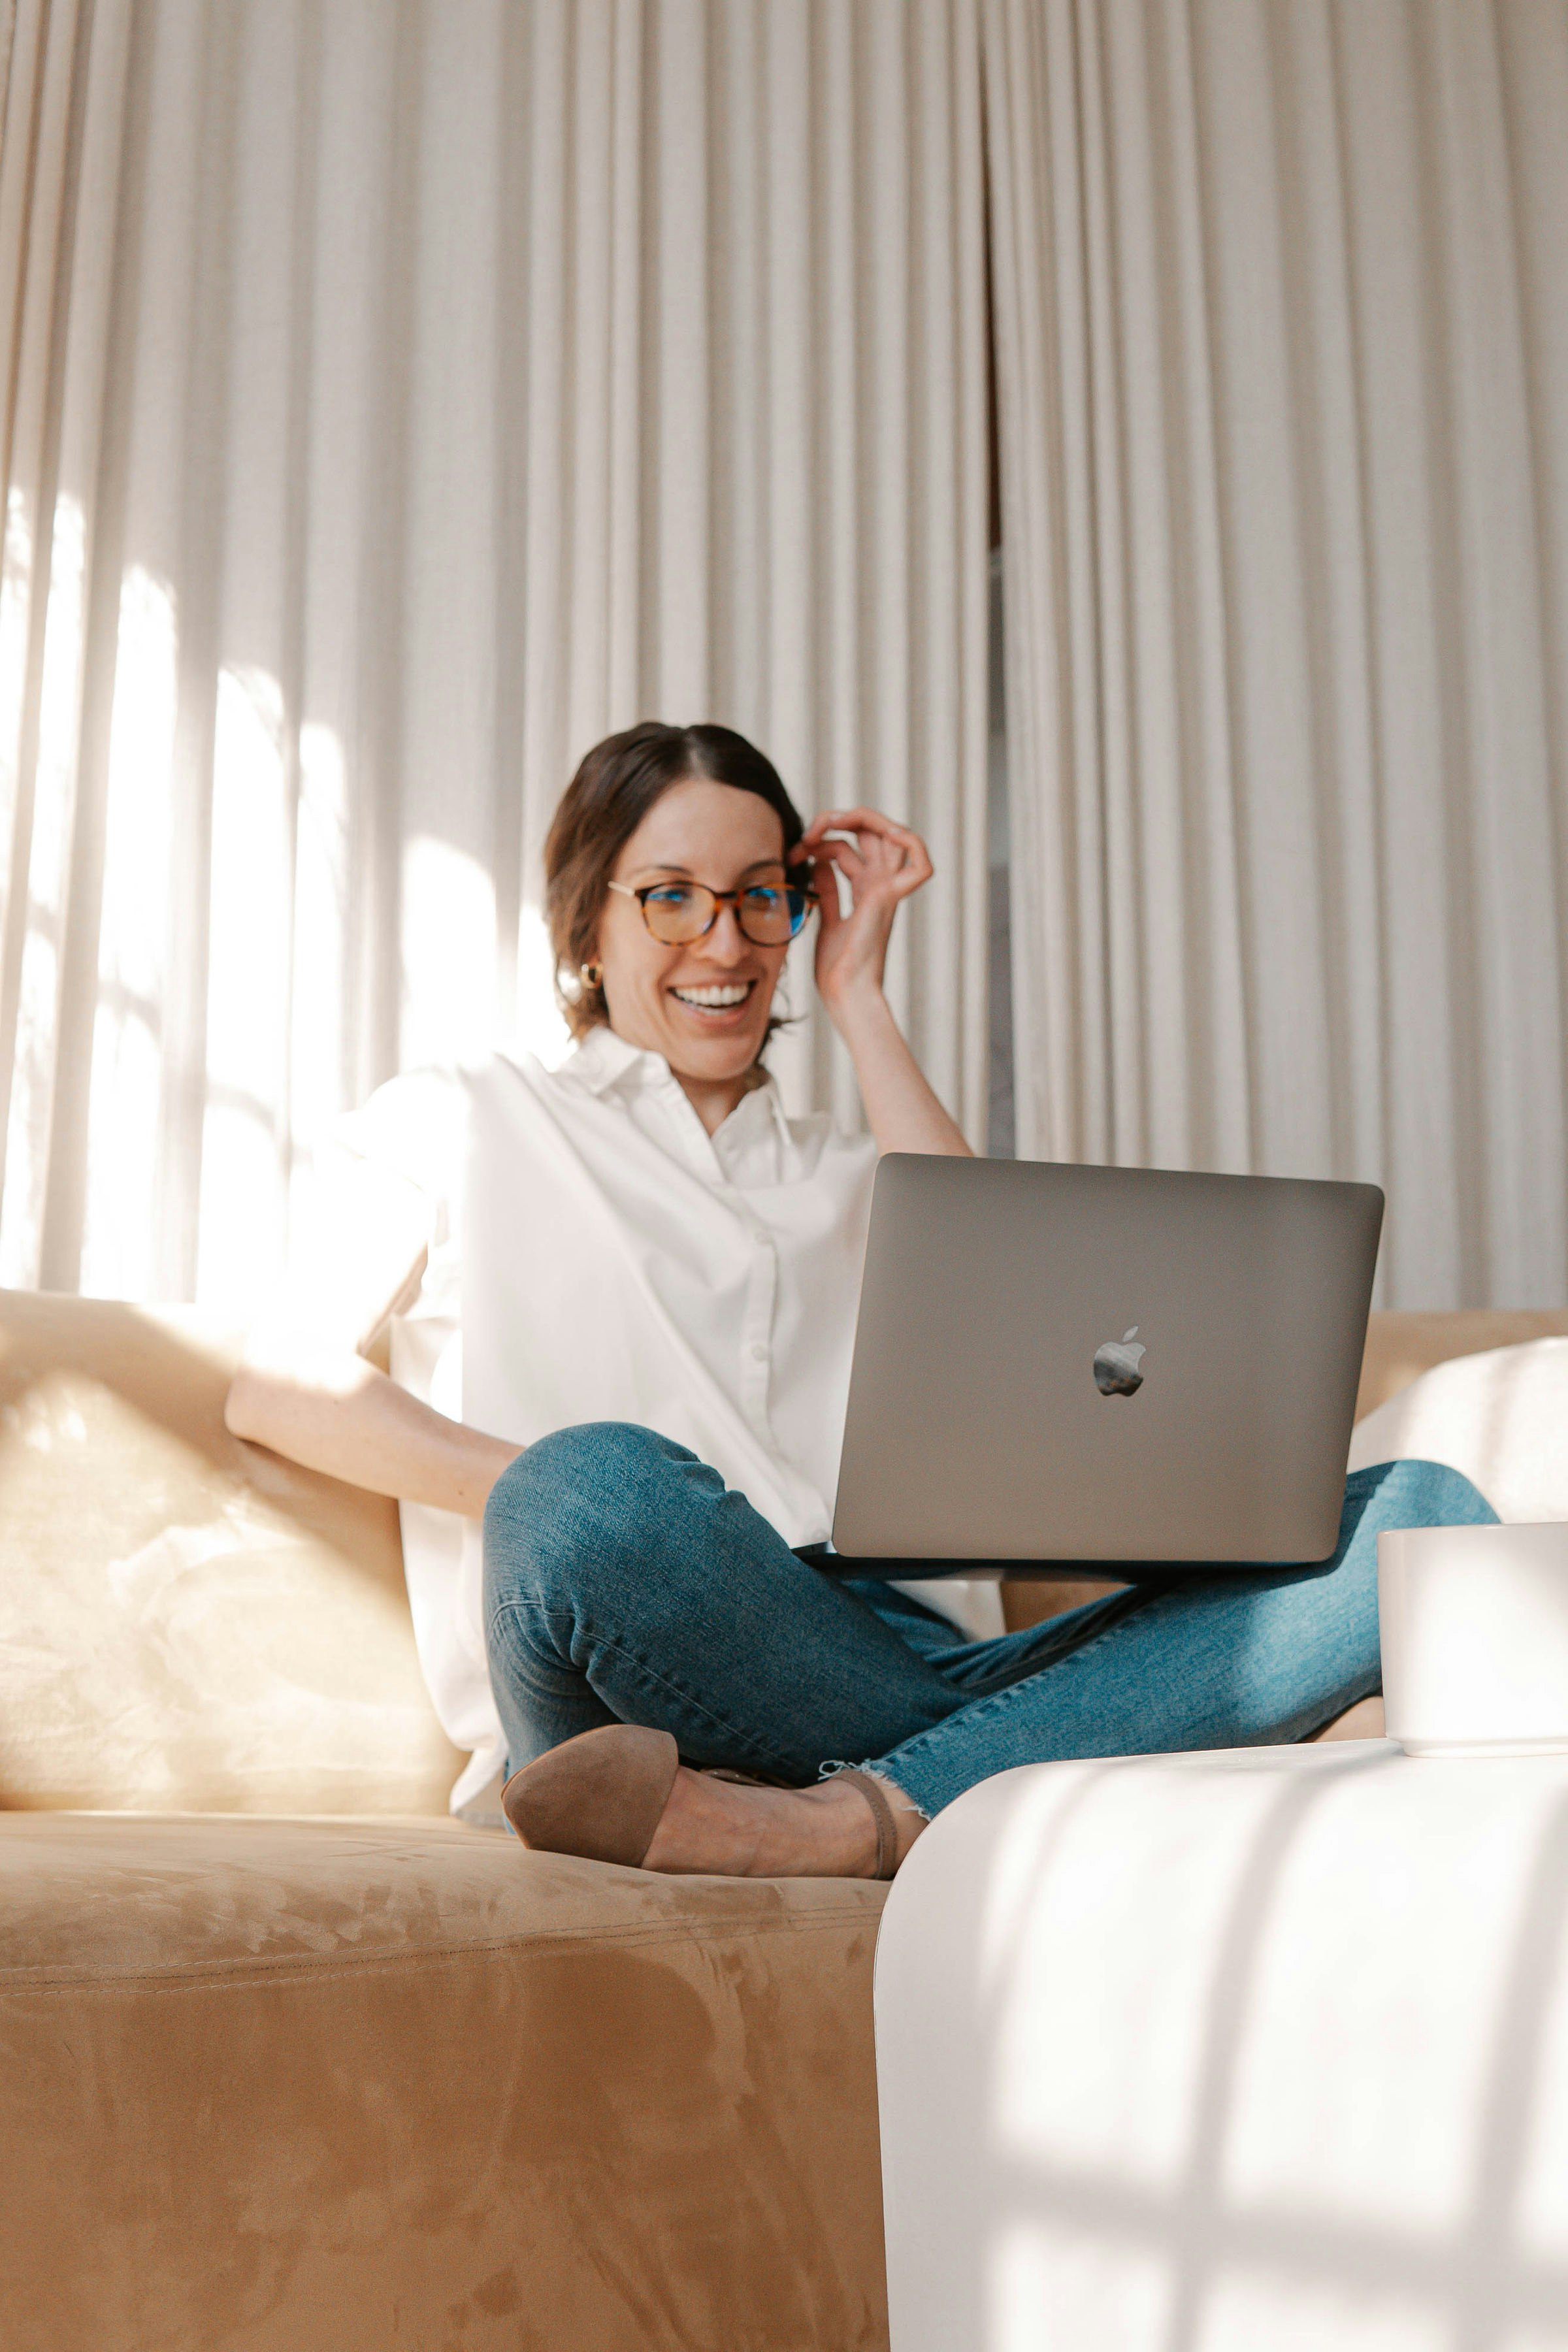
[{"left": 227, "top": 721, "right": 1493, "bottom": 1881}]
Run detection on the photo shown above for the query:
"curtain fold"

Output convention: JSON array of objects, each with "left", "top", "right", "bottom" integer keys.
[
  {"left": 986, "top": 0, "right": 1568, "bottom": 1308},
  {"left": 0, "top": 0, "right": 990, "bottom": 1309}
]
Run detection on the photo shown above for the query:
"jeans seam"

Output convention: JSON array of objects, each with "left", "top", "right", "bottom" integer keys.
[
  {"left": 883, "top": 1588, "right": 1165, "bottom": 1761},
  {"left": 956, "top": 1584, "right": 1157, "bottom": 1697}
]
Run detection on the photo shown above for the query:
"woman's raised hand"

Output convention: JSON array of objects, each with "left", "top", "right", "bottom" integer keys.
[
  {"left": 798, "top": 807, "right": 934, "bottom": 1016},
  {"left": 795, "top": 805, "right": 968, "bottom": 1155}
]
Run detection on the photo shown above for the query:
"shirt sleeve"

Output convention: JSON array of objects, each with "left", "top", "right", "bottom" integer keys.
[
  {"left": 274, "top": 1067, "right": 469, "bottom": 1359},
  {"left": 330, "top": 1066, "right": 470, "bottom": 1258}
]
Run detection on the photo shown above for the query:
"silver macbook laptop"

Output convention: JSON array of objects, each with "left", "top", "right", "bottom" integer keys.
[{"left": 828, "top": 1155, "right": 1383, "bottom": 1574}]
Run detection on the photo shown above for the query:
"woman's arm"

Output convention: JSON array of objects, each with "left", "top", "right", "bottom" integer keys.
[
  {"left": 223, "top": 1161, "right": 520, "bottom": 1516},
  {"left": 799, "top": 806, "right": 973, "bottom": 1158},
  {"left": 225, "top": 1341, "right": 519, "bottom": 1516}
]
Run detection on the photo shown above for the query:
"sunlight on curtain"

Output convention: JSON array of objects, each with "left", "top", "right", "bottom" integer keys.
[
  {"left": 514, "top": 904, "right": 572, "bottom": 1073},
  {"left": 0, "top": 487, "right": 31, "bottom": 875},
  {"left": 399, "top": 836, "right": 497, "bottom": 1077},
  {"left": 0, "top": 491, "right": 86, "bottom": 1284},
  {"left": 195, "top": 666, "right": 293, "bottom": 1310},
  {"left": 290, "top": 721, "right": 348, "bottom": 1134},
  {"left": 0, "top": 0, "right": 988, "bottom": 1313},
  {"left": 286, "top": 717, "right": 348, "bottom": 1250},
  {"left": 79, "top": 564, "right": 178, "bottom": 1300}
]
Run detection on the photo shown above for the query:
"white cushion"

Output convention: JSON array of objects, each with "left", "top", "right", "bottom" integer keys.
[
  {"left": 875, "top": 1741, "right": 1568, "bottom": 2351},
  {"left": 1348, "top": 1337, "right": 1568, "bottom": 1522}
]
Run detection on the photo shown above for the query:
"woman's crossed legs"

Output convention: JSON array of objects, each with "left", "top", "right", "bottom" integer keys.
[{"left": 483, "top": 1421, "right": 1495, "bottom": 1872}]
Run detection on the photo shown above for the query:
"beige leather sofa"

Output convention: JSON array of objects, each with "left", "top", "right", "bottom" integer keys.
[{"left": 1, "top": 1291, "right": 1563, "bottom": 2351}]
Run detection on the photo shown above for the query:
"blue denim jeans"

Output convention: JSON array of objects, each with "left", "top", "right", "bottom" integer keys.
[{"left": 482, "top": 1422, "right": 1496, "bottom": 1818}]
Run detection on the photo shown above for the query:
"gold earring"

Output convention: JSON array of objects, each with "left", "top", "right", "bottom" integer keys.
[{"left": 581, "top": 961, "right": 603, "bottom": 988}]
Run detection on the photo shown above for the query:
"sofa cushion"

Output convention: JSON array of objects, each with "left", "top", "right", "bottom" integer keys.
[
  {"left": 0, "top": 1812, "right": 890, "bottom": 2352},
  {"left": 1353, "top": 1307, "right": 1568, "bottom": 1419},
  {"left": 1348, "top": 1335, "right": 1568, "bottom": 1520},
  {"left": 0, "top": 1290, "right": 460, "bottom": 1813}
]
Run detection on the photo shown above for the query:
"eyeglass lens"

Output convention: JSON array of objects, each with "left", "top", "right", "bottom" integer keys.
[{"left": 641, "top": 883, "right": 809, "bottom": 945}]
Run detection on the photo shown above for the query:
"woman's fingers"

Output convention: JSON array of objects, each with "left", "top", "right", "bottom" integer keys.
[
  {"left": 820, "top": 838, "right": 866, "bottom": 884},
  {"left": 842, "top": 834, "right": 932, "bottom": 902},
  {"left": 800, "top": 809, "right": 934, "bottom": 896},
  {"left": 802, "top": 805, "right": 922, "bottom": 853},
  {"left": 810, "top": 846, "right": 930, "bottom": 926},
  {"left": 811, "top": 858, "right": 846, "bottom": 926}
]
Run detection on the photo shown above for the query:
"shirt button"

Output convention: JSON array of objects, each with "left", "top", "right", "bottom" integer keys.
[{"left": 749, "top": 1341, "right": 768, "bottom": 1362}]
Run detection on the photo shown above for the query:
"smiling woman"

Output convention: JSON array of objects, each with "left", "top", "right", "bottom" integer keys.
[
  {"left": 223, "top": 718, "right": 1492, "bottom": 1883},
  {"left": 223, "top": 718, "right": 979, "bottom": 1829},
  {"left": 537, "top": 725, "right": 973, "bottom": 1153}
]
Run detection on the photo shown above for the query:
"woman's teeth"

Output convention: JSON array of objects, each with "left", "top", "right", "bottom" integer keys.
[{"left": 672, "top": 983, "right": 752, "bottom": 1009}]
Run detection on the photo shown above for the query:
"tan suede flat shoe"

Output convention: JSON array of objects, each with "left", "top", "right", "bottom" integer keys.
[
  {"left": 703, "top": 1763, "right": 899, "bottom": 1876},
  {"left": 502, "top": 1725, "right": 680, "bottom": 1867},
  {"left": 502, "top": 1727, "right": 905, "bottom": 1878},
  {"left": 830, "top": 1768, "right": 900, "bottom": 1879}
]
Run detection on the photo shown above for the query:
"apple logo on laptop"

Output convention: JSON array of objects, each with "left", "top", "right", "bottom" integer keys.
[{"left": 1093, "top": 1326, "right": 1146, "bottom": 1397}]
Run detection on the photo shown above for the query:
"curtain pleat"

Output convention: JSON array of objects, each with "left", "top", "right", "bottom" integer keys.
[
  {"left": 987, "top": 0, "right": 1568, "bottom": 1308},
  {"left": 0, "top": 0, "right": 990, "bottom": 1308}
]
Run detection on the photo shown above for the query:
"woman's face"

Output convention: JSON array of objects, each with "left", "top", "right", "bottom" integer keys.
[{"left": 595, "top": 778, "right": 792, "bottom": 1083}]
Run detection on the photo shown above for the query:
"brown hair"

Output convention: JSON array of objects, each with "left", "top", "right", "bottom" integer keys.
[{"left": 544, "top": 721, "right": 805, "bottom": 1041}]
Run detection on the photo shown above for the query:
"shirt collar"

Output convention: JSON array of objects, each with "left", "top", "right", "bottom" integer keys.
[
  {"left": 563, "top": 1023, "right": 791, "bottom": 1145},
  {"left": 563, "top": 1022, "right": 661, "bottom": 1098}
]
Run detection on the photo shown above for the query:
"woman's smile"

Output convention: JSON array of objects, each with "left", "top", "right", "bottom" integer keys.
[{"left": 668, "top": 979, "right": 757, "bottom": 1021}]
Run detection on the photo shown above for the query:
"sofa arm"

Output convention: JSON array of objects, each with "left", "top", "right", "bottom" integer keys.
[{"left": 874, "top": 1740, "right": 1568, "bottom": 2351}]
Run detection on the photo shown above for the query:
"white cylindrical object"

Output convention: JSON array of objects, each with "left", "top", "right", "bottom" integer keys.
[{"left": 1379, "top": 1521, "right": 1568, "bottom": 1756}]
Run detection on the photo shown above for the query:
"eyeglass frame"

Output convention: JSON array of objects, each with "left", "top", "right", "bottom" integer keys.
[{"left": 605, "top": 872, "right": 817, "bottom": 945}]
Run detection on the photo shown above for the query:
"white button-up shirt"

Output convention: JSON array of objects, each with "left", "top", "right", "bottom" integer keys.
[{"left": 338, "top": 1026, "right": 1002, "bottom": 1809}]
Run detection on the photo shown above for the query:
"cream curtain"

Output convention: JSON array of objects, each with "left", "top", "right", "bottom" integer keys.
[
  {"left": 0, "top": 0, "right": 989, "bottom": 1310},
  {"left": 986, "top": 0, "right": 1568, "bottom": 1308}
]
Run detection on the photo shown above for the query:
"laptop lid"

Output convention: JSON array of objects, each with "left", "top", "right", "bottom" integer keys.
[{"left": 830, "top": 1155, "right": 1383, "bottom": 1569}]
